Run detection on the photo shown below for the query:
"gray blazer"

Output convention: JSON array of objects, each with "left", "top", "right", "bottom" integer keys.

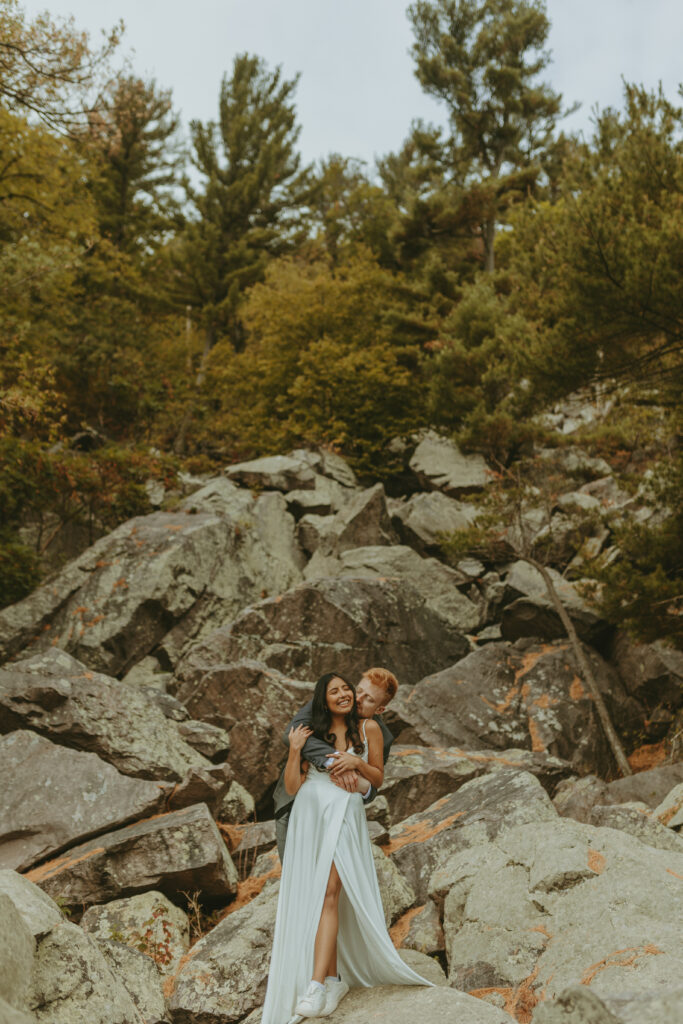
[{"left": 272, "top": 700, "right": 394, "bottom": 819}]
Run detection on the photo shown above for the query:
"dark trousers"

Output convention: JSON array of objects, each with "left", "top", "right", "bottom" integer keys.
[{"left": 275, "top": 808, "right": 290, "bottom": 864}]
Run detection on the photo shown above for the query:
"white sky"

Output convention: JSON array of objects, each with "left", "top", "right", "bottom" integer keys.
[{"left": 21, "top": 0, "right": 683, "bottom": 168}]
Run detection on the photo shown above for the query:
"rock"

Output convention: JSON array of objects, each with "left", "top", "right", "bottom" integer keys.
[
  {"left": 368, "top": 819, "right": 390, "bottom": 844},
  {"left": 175, "top": 720, "right": 231, "bottom": 761},
  {"left": 381, "top": 745, "right": 572, "bottom": 824},
  {"left": 653, "top": 782, "right": 683, "bottom": 830},
  {"left": 534, "top": 984, "right": 683, "bottom": 1024},
  {"left": 589, "top": 802, "right": 683, "bottom": 853},
  {"left": 26, "top": 803, "right": 238, "bottom": 912},
  {"left": 305, "top": 545, "right": 482, "bottom": 633},
  {"left": 225, "top": 453, "right": 318, "bottom": 491},
  {"left": 165, "top": 882, "right": 279, "bottom": 1023},
  {"left": 0, "top": 476, "right": 303, "bottom": 675},
  {"left": 397, "top": 948, "right": 448, "bottom": 985},
  {"left": 0, "top": 997, "right": 36, "bottom": 1023},
  {"left": 579, "top": 476, "right": 635, "bottom": 511},
  {"left": 438, "top": 816, "right": 683, "bottom": 1009},
  {"left": 252, "top": 984, "right": 518, "bottom": 1023},
  {"left": 0, "top": 649, "right": 212, "bottom": 781},
  {"left": 392, "top": 641, "right": 637, "bottom": 777},
  {"left": 230, "top": 821, "right": 277, "bottom": 873},
  {"left": 284, "top": 477, "right": 350, "bottom": 518},
  {"left": 0, "top": 892, "right": 35, "bottom": 1015},
  {"left": 610, "top": 634, "right": 683, "bottom": 711},
  {"left": 166, "top": 763, "right": 233, "bottom": 816},
  {"left": 390, "top": 491, "right": 479, "bottom": 556},
  {"left": 372, "top": 845, "right": 416, "bottom": 927},
  {"left": 556, "top": 491, "right": 602, "bottom": 513},
  {"left": 96, "top": 940, "right": 170, "bottom": 1024},
  {"left": 217, "top": 780, "right": 256, "bottom": 824},
  {"left": 409, "top": 431, "right": 492, "bottom": 497},
  {"left": 324, "top": 483, "right": 398, "bottom": 553},
  {"left": 553, "top": 775, "right": 610, "bottom": 824},
  {"left": 296, "top": 513, "right": 336, "bottom": 556},
  {"left": 0, "top": 871, "right": 63, "bottom": 939},
  {"left": 387, "top": 770, "right": 557, "bottom": 902},
  {"left": 171, "top": 659, "right": 313, "bottom": 804},
  {"left": 390, "top": 899, "right": 445, "bottom": 956},
  {"left": 28, "top": 920, "right": 144, "bottom": 1023},
  {"left": 501, "top": 561, "right": 608, "bottom": 644},
  {"left": 605, "top": 763, "right": 683, "bottom": 808},
  {"left": 538, "top": 447, "right": 613, "bottom": 481},
  {"left": 81, "top": 891, "right": 189, "bottom": 975},
  {"left": 289, "top": 448, "right": 358, "bottom": 489},
  {"left": 0, "top": 731, "right": 170, "bottom": 872},
  {"left": 173, "top": 576, "right": 470, "bottom": 694},
  {"left": 366, "top": 794, "right": 392, "bottom": 831}
]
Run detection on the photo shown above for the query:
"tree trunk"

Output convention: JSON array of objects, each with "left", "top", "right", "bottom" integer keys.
[
  {"left": 483, "top": 217, "right": 496, "bottom": 273},
  {"left": 519, "top": 554, "right": 632, "bottom": 777},
  {"left": 174, "top": 323, "right": 215, "bottom": 455}
]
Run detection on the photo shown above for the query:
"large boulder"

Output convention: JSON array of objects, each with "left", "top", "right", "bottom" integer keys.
[
  {"left": 0, "top": 649, "right": 217, "bottom": 781},
  {"left": 0, "top": 477, "right": 303, "bottom": 675},
  {"left": 0, "top": 731, "right": 171, "bottom": 871},
  {"left": 0, "top": 892, "right": 35, "bottom": 1017},
  {"left": 500, "top": 561, "right": 608, "bottom": 644},
  {"left": 605, "top": 763, "right": 683, "bottom": 808},
  {"left": 390, "top": 491, "right": 479, "bottom": 556},
  {"left": 372, "top": 845, "right": 416, "bottom": 927},
  {"left": 588, "top": 802, "right": 683, "bottom": 853},
  {"left": 381, "top": 746, "right": 573, "bottom": 824},
  {"left": 440, "top": 817, "right": 683, "bottom": 1013},
  {"left": 304, "top": 545, "right": 482, "bottom": 633},
  {"left": 81, "top": 891, "right": 189, "bottom": 974},
  {"left": 95, "top": 940, "right": 170, "bottom": 1024},
  {"left": 225, "top": 448, "right": 357, "bottom": 493},
  {"left": 173, "top": 576, "right": 470, "bottom": 691},
  {"left": 165, "top": 882, "right": 279, "bottom": 1023},
  {"left": 386, "top": 770, "right": 557, "bottom": 902},
  {"left": 534, "top": 984, "right": 683, "bottom": 1024},
  {"left": 25, "top": 803, "right": 238, "bottom": 911},
  {"left": 171, "top": 660, "right": 312, "bottom": 804},
  {"left": 0, "top": 871, "right": 63, "bottom": 939},
  {"left": 29, "top": 921, "right": 144, "bottom": 1024},
  {"left": 253, "top": 984, "right": 518, "bottom": 1024},
  {"left": 391, "top": 641, "right": 639, "bottom": 777},
  {"left": 390, "top": 899, "right": 445, "bottom": 957},
  {"left": 409, "top": 431, "right": 492, "bottom": 497},
  {"left": 610, "top": 634, "right": 683, "bottom": 712}
]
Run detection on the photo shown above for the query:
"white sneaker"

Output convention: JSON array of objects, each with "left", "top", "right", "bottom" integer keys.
[
  {"left": 323, "top": 977, "right": 349, "bottom": 1015},
  {"left": 294, "top": 980, "right": 327, "bottom": 1017}
]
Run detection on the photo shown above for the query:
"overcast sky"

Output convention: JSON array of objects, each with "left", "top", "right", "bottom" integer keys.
[{"left": 22, "top": 0, "right": 683, "bottom": 168}]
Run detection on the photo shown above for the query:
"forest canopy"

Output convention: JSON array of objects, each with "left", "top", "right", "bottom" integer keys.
[{"left": 0, "top": 0, "right": 680, "bottom": 644}]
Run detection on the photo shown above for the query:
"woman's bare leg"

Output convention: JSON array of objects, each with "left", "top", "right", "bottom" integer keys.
[{"left": 312, "top": 861, "right": 342, "bottom": 983}]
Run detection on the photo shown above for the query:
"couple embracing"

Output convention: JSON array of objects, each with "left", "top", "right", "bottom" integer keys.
[{"left": 262, "top": 668, "right": 432, "bottom": 1024}]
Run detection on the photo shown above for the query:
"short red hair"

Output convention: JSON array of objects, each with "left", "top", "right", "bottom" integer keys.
[{"left": 362, "top": 667, "right": 398, "bottom": 702}]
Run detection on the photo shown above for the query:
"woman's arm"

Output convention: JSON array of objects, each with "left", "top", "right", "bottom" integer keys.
[
  {"left": 284, "top": 724, "right": 312, "bottom": 796},
  {"left": 329, "top": 720, "right": 384, "bottom": 788}
]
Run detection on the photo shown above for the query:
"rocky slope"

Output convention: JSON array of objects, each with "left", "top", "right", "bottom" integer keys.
[{"left": 1, "top": 431, "right": 681, "bottom": 1024}]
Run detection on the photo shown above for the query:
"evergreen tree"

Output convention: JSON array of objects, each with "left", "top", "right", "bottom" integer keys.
[
  {"left": 172, "top": 53, "right": 311, "bottom": 359},
  {"left": 83, "top": 75, "right": 184, "bottom": 254},
  {"left": 408, "top": 0, "right": 565, "bottom": 270}
]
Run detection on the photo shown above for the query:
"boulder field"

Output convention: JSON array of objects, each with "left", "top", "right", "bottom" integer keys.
[{"left": 0, "top": 440, "right": 681, "bottom": 1024}]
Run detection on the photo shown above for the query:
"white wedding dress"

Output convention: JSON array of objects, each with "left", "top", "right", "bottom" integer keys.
[{"left": 261, "top": 722, "right": 432, "bottom": 1024}]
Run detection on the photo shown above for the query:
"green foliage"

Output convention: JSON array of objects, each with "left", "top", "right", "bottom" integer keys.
[
  {"left": 204, "top": 252, "right": 426, "bottom": 476},
  {"left": 503, "top": 84, "right": 683, "bottom": 404},
  {"left": 587, "top": 452, "right": 683, "bottom": 649},
  {"left": 408, "top": 0, "right": 565, "bottom": 270}
]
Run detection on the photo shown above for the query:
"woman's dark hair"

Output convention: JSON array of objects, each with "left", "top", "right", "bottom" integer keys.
[{"left": 310, "top": 672, "right": 363, "bottom": 754}]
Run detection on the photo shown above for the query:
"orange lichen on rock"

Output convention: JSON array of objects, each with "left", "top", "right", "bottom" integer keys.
[
  {"left": 587, "top": 848, "right": 606, "bottom": 874},
  {"left": 569, "top": 677, "right": 586, "bottom": 700},
  {"left": 481, "top": 684, "right": 520, "bottom": 714},
  {"left": 217, "top": 823, "right": 246, "bottom": 853},
  {"left": 470, "top": 965, "right": 540, "bottom": 1023},
  {"left": 580, "top": 944, "right": 663, "bottom": 986},
  {"left": 220, "top": 866, "right": 281, "bottom": 919},
  {"left": 25, "top": 845, "right": 105, "bottom": 882},
  {"left": 666, "top": 869, "right": 683, "bottom": 880},
  {"left": 389, "top": 905, "right": 425, "bottom": 948},
  {"left": 384, "top": 809, "right": 465, "bottom": 855},
  {"left": 162, "top": 946, "right": 200, "bottom": 999},
  {"left": 627, "top": 741, "right": 668, "bottom": 773},
  {"left": 527, "top": 717, "right": 547, "bottom": 753}
]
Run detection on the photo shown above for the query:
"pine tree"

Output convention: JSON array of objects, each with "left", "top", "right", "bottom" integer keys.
[
  {"left": 172, "top": 53, "right": 311, "bottom": 358},
  {"left": 408, "top": 0, "right": 565, "bottom": 271},
  {"left": 83, "top": 75, "right": 184, "bottom": 255}
]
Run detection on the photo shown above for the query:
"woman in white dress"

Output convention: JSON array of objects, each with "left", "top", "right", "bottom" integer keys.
[{"left": 261, "top": 672, "right": 431, "bottom": 1024}]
